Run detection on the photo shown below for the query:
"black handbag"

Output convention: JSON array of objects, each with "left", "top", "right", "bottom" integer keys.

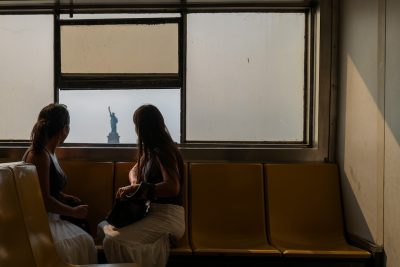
[{"left": 106, "top": 184, "right": 151, "bottom": 228}]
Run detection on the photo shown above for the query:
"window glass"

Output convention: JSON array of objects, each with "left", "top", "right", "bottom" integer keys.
[
  {"left": 0, "top": 15, "right": 53, "bottom": 140},
  {"left": 186, "top": 13, "right": 305, "bottom": 142},
  {"left": 61, "top": 23, "right": 179, "bottom": 74},
  {"left": 59, "top": 89, "right": 180, "bottom": 143}
]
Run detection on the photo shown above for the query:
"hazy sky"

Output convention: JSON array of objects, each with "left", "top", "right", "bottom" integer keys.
[{"left": 59, "top": 89, "right": 180, "bottom": 144}]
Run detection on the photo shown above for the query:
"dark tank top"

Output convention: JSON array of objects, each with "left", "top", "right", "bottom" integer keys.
[
  {"left": 22, "top": 148, "right": 67, "bottom": 200},
  {"left": 142, "top": 149, "right": 183, "bottom": 206}
]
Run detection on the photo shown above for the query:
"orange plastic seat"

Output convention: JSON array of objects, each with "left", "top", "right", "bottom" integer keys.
[
  {"left": 170, "top": 163, "right": 192, "bottom": 255},
  {"left": 265, "top": 163, "right": 370, "bottom": 258},
  {"left": 114, "top": 162, "right": 192, "bottom": 255},
  {"left": 0, "top": 163, "right": 36, "bottom": 267},
  {"left": 10, "top": 162, "right": 136, "bottom": 267},
  {"left": 61, "top": 161, "right": 114, "bottom": 236},
  {"left": 189, "top": 163, "right": 280, "bottom": 256}
]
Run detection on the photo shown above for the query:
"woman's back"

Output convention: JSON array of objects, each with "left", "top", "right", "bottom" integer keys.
[
  {"left": 143, "top": 148, "right": 183, "bottom": 206},
  {"left": 23, "top": 148, "right": 67, "bottom": 200}
]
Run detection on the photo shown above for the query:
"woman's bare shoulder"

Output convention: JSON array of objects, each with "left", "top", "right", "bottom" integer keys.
[{"left": 25, "top": 149, "right": 50, "bottom": 166}]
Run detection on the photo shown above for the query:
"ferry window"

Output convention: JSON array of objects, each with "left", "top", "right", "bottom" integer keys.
[
  {"left": 186, "top": 12, "right": 307, "bottom": 142},
  {"left": 57, "top": 14, "right": 181, "bottom": 144},
  {"left": 0, "top": 15, "right": 53, "bottom": 140},
  {"left": 57, "top": 11, "right": 311, "bottom": 145},
  {"left": 59, "top": 89, "right": 180, "bottom": 144},
  {"left": 0, "top": 4, "right": 334, "bottom": 161}
]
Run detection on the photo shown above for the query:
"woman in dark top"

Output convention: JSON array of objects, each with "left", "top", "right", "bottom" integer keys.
[
  {"left": 100, "top": 104, "right": 185, "bottom": 267},
  {"left": 23, "top": 104, "right": 96, "bottom": 264}
]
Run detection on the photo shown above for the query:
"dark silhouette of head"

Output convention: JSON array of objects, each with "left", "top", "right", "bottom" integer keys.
[
  {"left": 133, "top": 104, "right": 173, "bottom": 151},
  {"left": 133, "top": 104, "right": 183, "bottom": 182},
  {"left": 31, "top": 104, "right": 70, "bottom": 151}
]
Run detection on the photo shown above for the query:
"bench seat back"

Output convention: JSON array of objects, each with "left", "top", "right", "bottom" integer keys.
[{"left": 265, "top": 163, "right": 370, "bottom": 258}]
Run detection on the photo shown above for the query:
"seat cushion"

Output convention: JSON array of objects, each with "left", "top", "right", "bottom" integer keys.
[
  {"left": 61, "top": 161, "right": 114, "bottom": 237},
  {"left": 189, "top": 163, "right": 280, "bottom": 256},
  {"left": 265, "top": 163, "right": 370, "bottom": 258}
]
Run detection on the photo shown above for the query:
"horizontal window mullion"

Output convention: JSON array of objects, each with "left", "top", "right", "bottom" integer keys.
[
  {"left": 58, "top": 79, "right": 181, "bottom": 90},
  {"left": 183, "top": 140, "right": 308, "bottom": 146},
  {"left": 60, "top": 73, "right": 180, "bottom": 79},
  {"left": 59, "top": 17, "right": 181, "bottom": 25},
  {"left": 59, "top": 73, "right": 181, "bottom": 89},
  {"left": 185, "top": 8, "right": 309, "bottom": 14}
]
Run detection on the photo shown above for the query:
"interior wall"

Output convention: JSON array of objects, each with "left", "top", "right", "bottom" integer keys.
[
  {"left": 339, "top": 0, "right": 400, "bottom": 266},
  {"left": 337, "top": 0, "right": 384, "bottom": 245},
  {"left": 384, "top": 0, "right": 400, "bottom": 266}
]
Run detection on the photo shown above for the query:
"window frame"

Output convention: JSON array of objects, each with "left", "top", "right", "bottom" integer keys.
[
  {"left": 55, "top": 17, "right": 183, "bottom": 90},
  {"left": 0, "top": 0, "right": 337, "bottom": 163},
  {"left": 183, "top": 9, "right": 312, "bottom": 145},
  {"left": 55, "top": 15, "right": 185, "bottom": 143},
  {"left": 55, "top": 9, "right": 314, "bottom": 147}
]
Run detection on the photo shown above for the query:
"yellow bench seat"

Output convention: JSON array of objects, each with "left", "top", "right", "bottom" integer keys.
[
  {"left": 0, "top": 162, "right": 136, "bottom": 267},
  {"left": 189, "top": 163, "right": 280, "bottom": 256},
  {"left": 61, "top": 160, "right": 114, "bottom": 237},
  {"left": 265, "top": 163, "right": 370, "bottom": 258}
]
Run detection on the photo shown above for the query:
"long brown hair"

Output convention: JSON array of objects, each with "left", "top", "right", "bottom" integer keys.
[
  {"left": 133, "top": 104, "right": 183, "bottom": 183},
  {"left": 30, "top": 104, "right": 70, "bottom": 151}
]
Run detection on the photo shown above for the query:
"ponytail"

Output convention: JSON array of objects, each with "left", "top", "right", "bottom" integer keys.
[{"left": 31, "top": 119, "right": 48, "bottom": 152}]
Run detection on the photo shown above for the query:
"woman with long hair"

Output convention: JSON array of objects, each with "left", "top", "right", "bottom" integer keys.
[
  {"left": 100, "top": 104, "right": 185, "bottom": 267},
  {"left": 23, "top": 103, "right": 97, "bottom": 264}
]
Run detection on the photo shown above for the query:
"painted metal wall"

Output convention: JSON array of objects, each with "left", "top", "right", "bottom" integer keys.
[
  {"left": 337, "top": 0, "right": 384, "bottom": 245},
  {"left": 384, "top": 0, "right": 400, "bottom": 266},
  {"left": 339, "top": 0, "right": 400, "bottom": 265}
]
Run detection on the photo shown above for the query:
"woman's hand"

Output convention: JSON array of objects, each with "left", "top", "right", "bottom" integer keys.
[
  {"left": 72, "top": 204, "right": 88, "bottom": 219},
  {"left": 61, "top": 193, "right": 81, "bottom": 204},
  {"left": 116, "top": 184, "right": 139, "bottom": 199}
]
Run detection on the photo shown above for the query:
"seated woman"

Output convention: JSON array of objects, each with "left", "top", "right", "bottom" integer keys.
[
  {"left": 99, "top": 104, "right": 185, "bottom": 267},
  {"left": 23, "top": 103, "right": 97, "bottom": 264}
]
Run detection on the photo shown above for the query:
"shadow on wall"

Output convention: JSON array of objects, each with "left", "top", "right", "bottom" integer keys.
[
  {"left": 337, "top": 0, "right": 382, "bottom": 245},
  {"left": 340, "top": 171, "right": 374, "bottom": 242},
  {"left": 337, "top": 0, "right": 400, "bottom": 250},
  {"left": 338, "top": 52, "right": 378, "bottom": 244}
]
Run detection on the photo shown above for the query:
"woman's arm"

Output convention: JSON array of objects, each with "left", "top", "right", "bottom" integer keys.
[
  {"left": 27, "top": 151, "right": 88, "bottom": 219},
  {"left": 59, "top": 192, "right": 81, "bottom": 203},
  {"left": 115, "top": 163, "right": 139, "bottom": 198},
  {"left": 129, "top": 163, "right": 138, "bottom": 185},
  {"left": 116, "top": 158, "right": 180, "bottom": 199}
]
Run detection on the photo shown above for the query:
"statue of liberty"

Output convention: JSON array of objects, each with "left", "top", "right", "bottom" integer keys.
[
  {"left": 107, "top": 106, "right": 120, "bottom": 144},
  {"left": 108, "top": 106, "right": 118, "bottom": 133}
]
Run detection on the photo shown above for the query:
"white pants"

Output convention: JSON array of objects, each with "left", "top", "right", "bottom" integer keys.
[
  {"left": 48, "top": 213, "right": 97, "bottom": 264},
  {"left": 98, "top": 203, "right": 185, "bottom": 267}
]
